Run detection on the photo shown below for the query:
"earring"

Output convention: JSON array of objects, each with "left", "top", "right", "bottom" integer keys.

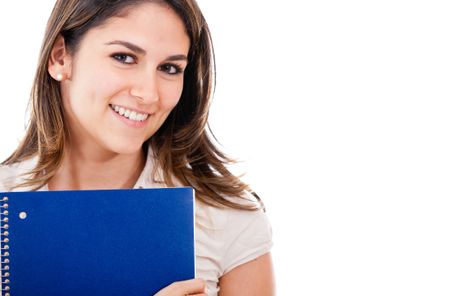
[{"left": 56, "top": 73, "right": 64, "bottom": 81}]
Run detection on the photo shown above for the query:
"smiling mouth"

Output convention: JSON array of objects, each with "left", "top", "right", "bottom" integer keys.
[{"left": 110, "top": 104, "right": 149, "bottom": 122}]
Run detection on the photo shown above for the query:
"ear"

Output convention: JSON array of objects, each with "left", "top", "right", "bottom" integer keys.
[{"left": 48, "top": 35, "right": 72, "bottom": 81}]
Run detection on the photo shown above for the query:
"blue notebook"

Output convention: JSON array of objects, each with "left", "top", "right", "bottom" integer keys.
[{"left": 0, "top": 187, "right": 195, "bottom": 296}]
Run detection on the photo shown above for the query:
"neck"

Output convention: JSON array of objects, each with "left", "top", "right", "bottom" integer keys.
[{"left": 48, "top": 144, "right": 146, "bottom": 191}]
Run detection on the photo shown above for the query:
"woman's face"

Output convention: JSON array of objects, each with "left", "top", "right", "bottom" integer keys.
[{"left": 58, "top": 3, "right": 190, "bottom": 155}]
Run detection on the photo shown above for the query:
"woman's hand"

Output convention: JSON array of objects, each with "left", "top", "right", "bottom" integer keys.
[{"left": 154, "top": 278, "right": 207, "bottom": 296}]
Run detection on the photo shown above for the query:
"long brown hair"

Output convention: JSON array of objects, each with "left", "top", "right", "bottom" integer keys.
[{"left": 3, "top": 0, "right": 263, "bottom": 211}]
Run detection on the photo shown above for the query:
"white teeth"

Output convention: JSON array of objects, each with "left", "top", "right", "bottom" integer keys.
[{"left": 110, "top": 104, "right": 149, "bottom": 122}]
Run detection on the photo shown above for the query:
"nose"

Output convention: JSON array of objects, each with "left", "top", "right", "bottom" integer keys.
[{"left": 129, "top": 69, "right": 159, "bottom": 103}]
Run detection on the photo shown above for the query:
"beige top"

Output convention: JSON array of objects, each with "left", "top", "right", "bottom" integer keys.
[{"left": 0, "top": 153, "right": 273, "bottom": 295}]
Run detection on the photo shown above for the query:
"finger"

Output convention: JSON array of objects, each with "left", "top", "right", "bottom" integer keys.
[
  {"left": 174, "top": 278, "right": 206, "bottom": 294},
  {"left": 154, "top": 278, "right": 206, "bottom": 296}
]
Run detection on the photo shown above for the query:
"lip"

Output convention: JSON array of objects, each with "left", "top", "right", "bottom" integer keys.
[
  {"left": 109, "top": 104, "right": 150, "bottom": 128},
  {"left": 110, "top": 104, "right": 150, "bottom": 115}
]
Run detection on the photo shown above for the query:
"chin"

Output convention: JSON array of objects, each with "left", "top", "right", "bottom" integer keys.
[{"left": 108, "top": 141, "right": 145, "bottom": 155}]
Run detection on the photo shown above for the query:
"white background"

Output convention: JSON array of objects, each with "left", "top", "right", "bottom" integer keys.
[{"left": 1, "top": 1, "right": 450, "bottom": 295}]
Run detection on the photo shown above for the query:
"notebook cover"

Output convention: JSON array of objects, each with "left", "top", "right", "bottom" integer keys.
[{"left": 0, "top": 187, "right": 195, "bottom": 296}]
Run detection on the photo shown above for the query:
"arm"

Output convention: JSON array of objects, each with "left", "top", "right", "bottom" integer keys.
[{"left": 218, "top": 252, "right": 275, "bottom": 296}]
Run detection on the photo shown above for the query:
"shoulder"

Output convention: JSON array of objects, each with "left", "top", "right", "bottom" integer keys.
[
  {"left": 0, "top": 157, "right": 37, "bottom": 192},
  {"left": 0, "top": 163, "right": 19, "bottom": 192},
  {"left": 195, "top": 197, "right": 273, "bottom": 276}
]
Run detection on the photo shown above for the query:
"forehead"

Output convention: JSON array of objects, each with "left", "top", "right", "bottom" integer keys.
[{"left": 81, "top": 2, "right": 190, "bottom": 55}]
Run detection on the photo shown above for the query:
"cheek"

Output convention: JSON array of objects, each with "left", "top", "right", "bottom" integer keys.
[
  {"left": 73, "top": 65, "right": 124, "bottom": 102},
  {"left": 159, "top": 81, "right": 184, "bottom": 111},
  {"left": 61, "top": 69, "right": 126, "bottom": 133}
]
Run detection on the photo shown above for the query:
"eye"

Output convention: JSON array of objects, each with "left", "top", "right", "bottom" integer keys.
[
  {"left": 112, "top": 53, "right": 137, "bottom": 64},
  {"left": 159, "top": 63, "right": 183, "bottom": 75}
]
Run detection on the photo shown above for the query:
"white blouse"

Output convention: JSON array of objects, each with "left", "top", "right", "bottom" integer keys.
[{"left": 0, "top": 153, "right": 273, "bottom": 295}]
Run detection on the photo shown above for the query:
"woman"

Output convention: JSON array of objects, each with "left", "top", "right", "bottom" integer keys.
[{"left": 0, "top": 0, "right": 275, "bottom": 295}]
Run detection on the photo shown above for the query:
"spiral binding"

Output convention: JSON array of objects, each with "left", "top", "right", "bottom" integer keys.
[{"left": 1, "top": 196, "right": 10, "bottom": 296}]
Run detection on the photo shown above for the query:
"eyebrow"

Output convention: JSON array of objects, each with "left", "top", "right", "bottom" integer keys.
[{"left": 104, "top": 40, "right": 188, "bottom": 61}]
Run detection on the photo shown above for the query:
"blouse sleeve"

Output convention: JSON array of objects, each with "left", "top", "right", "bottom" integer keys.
[{"left": 219, "top": 208, "right": 273, "bottom": 275}]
